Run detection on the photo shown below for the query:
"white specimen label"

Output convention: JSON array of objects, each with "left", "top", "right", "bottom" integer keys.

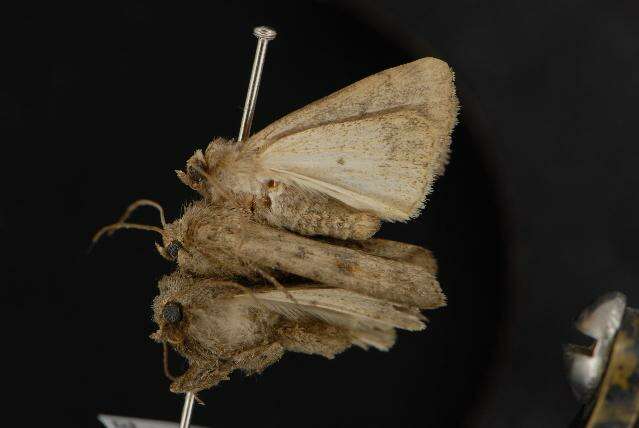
[{"left": 98, "top": 414, "right": 207, "bottom": 428}]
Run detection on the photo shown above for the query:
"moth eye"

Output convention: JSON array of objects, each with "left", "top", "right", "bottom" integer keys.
[
  {"left": 165, "top": 240, "right": 182, "bottom": 260},
  {"left": 187, "top": 164, "right": 205, "bottom": 183},
  {"left": 162, "top": 302, "right": 182, "bottom": 323}
]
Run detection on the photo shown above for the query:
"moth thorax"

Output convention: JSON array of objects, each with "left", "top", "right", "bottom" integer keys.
[
  {"left": 203, "top": 138, "right": 238, "bottom": 171},
  {"left": 191, "top": 300, "right": 273, "bottom": 351}
]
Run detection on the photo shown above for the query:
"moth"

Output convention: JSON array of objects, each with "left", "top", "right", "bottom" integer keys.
[
  {"left": 94, "top": 57, "right": 456, "bottom": 396},
  {"left": 152, "top": 272, "right": 428, "bottom": 394},
  {"left": 177, "top": 57, "right": 458, "bottom": 240},
  {"left": 96, "top": 199, "right": 444, "bottom": 309}
]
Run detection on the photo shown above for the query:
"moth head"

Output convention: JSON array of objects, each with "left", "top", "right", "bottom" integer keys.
[
  {"left": 151, "top": 279, "right": 189, "bottom": 345},
  {"left": 151, "top": 308, "right": 186, "bottom": 345},
  {"left": 177, "top": 139, "right": 235, "bottom": 201},
  {"left": 176, "top": 149, "right": 208, "bottom": 195},
  {"left": 156, "top": 239, "right": 183, "bottom": 261},
  {"left": 151, "top": 274, "right": 207, "bottom": 347},
  {"left": 93, "top": 198, "right": 187, "bottom": 264}
]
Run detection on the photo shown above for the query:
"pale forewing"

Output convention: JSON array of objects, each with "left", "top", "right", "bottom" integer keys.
[
  {"left": 236, "top": 286, "right": 426, "bottom": 331},
  {"left": 246, "top": 57, "right": 458, "bottom": 221},
  {"left": 236, "top": 286, "right": 425, "bottom": 351}
]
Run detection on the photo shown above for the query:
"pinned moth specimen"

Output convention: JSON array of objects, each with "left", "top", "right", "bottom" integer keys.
[
  {"left": 96, "top": 199, "right": 444, "bottom": 309},
  {"left": 152, "top": 272, "right": 428, "bottom": 394},
  {"left": 177, "top": 57, "right": 458, "bottom": 240},
  {"left": 94, "top": 57, "right": 456, "bottom": 396}
]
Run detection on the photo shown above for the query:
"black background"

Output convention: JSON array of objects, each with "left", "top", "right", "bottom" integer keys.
[{"left": 2, "top": 1, "right": 638, "bottom": 427}]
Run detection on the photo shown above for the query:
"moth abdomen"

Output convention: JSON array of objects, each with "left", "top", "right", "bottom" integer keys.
[{"left": 259, "top": 182, "right": 380, "bottom": 240}]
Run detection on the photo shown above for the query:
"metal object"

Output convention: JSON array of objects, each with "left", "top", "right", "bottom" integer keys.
[
  {"left": 179, "top": 392, "right": 196, "bottom": 428},
  {"left": 237, "top": 26, "right": 277, "bottom": 143},
  {"left": 565, "top": 292, "right": 639, "bottom": 427},
  {"left": 178, "top": 25, "right": 276, "bottom": 428},
  {"left": 564, "top": 292, "right": 627, "bottom": 402}
]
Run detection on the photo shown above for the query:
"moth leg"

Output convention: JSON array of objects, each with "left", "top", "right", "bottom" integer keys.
[
  {"left": 254, "top": 266, "right": 298, "bottom": 304},
  {"left": 172, "top": 344, "right": 284, "bottom": 393},
  {"left": 170, "top": 361, "right": 234, "bottom": 395},
  {"left": 233, "top": 342, "right": 285, "bottom": 375},
  {"left": 160, "top": 344, "right": 204, "bottom": 404}
]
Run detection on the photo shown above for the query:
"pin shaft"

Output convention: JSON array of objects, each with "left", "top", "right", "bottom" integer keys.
[
  {"left": 238, "top": 26, "right": 277, "bottom": 142},
  {"left": 178, "top": 25, "right": 276, "bottom": 428},
  {"left": 179, "top": 392, "right": 196, "bottom": 428}
]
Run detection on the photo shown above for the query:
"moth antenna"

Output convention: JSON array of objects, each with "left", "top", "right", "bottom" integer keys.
[
  {"left": 92, "top": 222, "right": 165, "bottom": 244},
  {"left": 254, "top": 267, "right": 299, "bottom": 305},
  {"left": 113, "top": 199, "right": 167, "bottom": 229}
]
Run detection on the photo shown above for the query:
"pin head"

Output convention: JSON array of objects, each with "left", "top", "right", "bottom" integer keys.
[{"left": 253, "top": 26, "right": 277, "bottom": 40}]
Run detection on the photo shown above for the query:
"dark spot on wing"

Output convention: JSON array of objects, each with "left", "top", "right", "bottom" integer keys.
[
  {"left": 296, "top": 246, "right": 307, "bottom": 259},
  {"left": 335, "top": 255, "right": 356, "bottom": 275}
]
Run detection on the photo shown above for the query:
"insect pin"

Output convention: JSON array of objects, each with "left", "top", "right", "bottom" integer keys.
[{"left": 94, "top": 28, "right": 457, "bottom": 423}]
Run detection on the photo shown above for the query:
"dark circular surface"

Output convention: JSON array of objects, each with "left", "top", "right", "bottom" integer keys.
[{"left": 162, "top": 302, "right": 182, "bottom": 324}]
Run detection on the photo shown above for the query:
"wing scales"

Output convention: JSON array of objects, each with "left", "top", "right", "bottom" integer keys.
[
  {"left": 247, "top": 57, "right": 458, "bottom": 221},
  {"left": 236, "top": 286, "right": 426, "bottom": 351},
  {"left": 260, "top": 109, "right": 445, "bottom": 219}
]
